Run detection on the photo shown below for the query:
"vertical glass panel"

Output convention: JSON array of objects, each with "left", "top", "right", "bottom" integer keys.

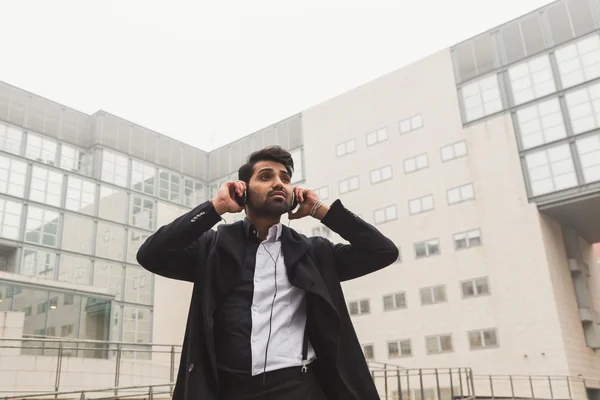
[
  {"left": 58, "top": 254, "right": 92, "bottom": 285},
  {"left": 79, "top": 296, "right": 111, "bottom": 345},
  {"left": 183, "top": 178, "right": 205, "bottom": 207},
  {"left": 547, "top": 2, "right": 574, "bottom": 45},
  {"left": 516, "top": 98, "right": 567, "bottom": 149},
  {"left": 473, "top": 34, "right": 496, "bottom": 76},
  {"left": 65, "top": 176, "right": 96, "bottom": 215},
  {"left": 565, "top": 82, "right": 600, "bottom": 134},
  {"left": 21, "top": 248, "right": 56, "bottom": 280},
  {"left": 123, "top": 306, "right": 151, "bottom": 358},
  {"left": 520, "top": 13, "right": 546, "bottom": 56},
  {"left": 502, "top": 22, "right": 526, "bottom": 64},
  {"left": 158, "top": 170, "right": 181, "bottom": 202},
  {"left": 95, "top": 222, "right": 126, "bottom": 261},
  {"left": 0, "top": 199, "right": 23, "bottom": 240},
  {"left": 46, "top": 291, "right": 80, "bottom": 340},
  {"left": 101, "top": 150, "right": 128, "bottom": 187},
  {"left": 16, "top": 286, "right": 49, "bottom": 337},
  {"left": 291, "top": 148, "right": 304, "bottom": 183},
  {"left": 461, "top": 74, "right": 503, "bottom": 122},
  {"left": 25, "top": 133, "right": 57, "bottom": 165},
  {"left": 131, "top": 196, "right": 155, "bottom": 230},
  {"left": 0, "top": 123, "right": 23, "bottom": 155},
  {"left": 0, "top": 283, "right": 12, "bottom": 312},
  {"left": 98, "top": 185, "right": 127, "bottom": 223},
  {"left": 525, "top": 144, "right": 578, "bottom": 196},
  {"left": 508, "top": 55, "right": 556, "bottom": 105},
  {"left": 93, "top": 261, "right": 124, "bottom": 300},
  {"left": 124, "top": 266, "right": 152, "bottom": 305},
  {"left": 568, "top": 0, "right": 597, "bottom": 37},
  {"left": 29, "top": 166, "right": 63, "bottom": 207},
  {"left": 111, "top": 305, "right": 121, "bottom": 342},
  {"left": 59, "top": 144, "right": 82, "bottom": 173},
  {"left": 555, "top": 35, "right": 600, "bottom": 89},
  {"left": 454, "top": 42, "right": 476, "bottom": 82},
  {"left": 61, "top": 214, "right": 94, "bottom": 255},
  {"left": 131, "top": 160, "right": 155, "bottom": 196},
  {"left": 127, "top": 230, "right": 150, "bottom": 264},
  {"left": 576, "top": 134, "right": 600, "bottom": 183},
  {"left": 0, "top": 155, "right": 27, "bottom": 197},
  {"left": 25, "top": 207, "right": 60, "bottom": 247}
]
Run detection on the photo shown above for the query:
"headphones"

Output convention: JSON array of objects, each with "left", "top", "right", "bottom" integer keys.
[{"left": 235, "top": 185, "right": 298, "bottom": 210}]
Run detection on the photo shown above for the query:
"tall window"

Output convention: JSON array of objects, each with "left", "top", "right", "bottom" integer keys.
[
  {"left": 25, "top": 133, "right": 57, "bottom": 165},
  {"left": 22, "top": 248, "right": 56, "bottom": 279},
  {"left": 555, "top": 34, "right": 600, "bottom": 89},
  {"left": 158, "top": 170, "right": 181, "bottom": 202},
  {"left": 0, "top": 123, "right": 23, "bottom": 155},
  {"left": 454, "top": 229, "right": 482, "bottom": 250},
  {"left": 525, "top": 144, "right": 578, "bottom": 196},
  {"left": 59, "top": 144, "right": 82, "bottom": 172},
  {"left": 29, "top": 166, "right": 63, "bottom": 207},
  {"left": 65, "top": 176, "right": 96, "bottom": 215},
  {"left": 131, "top": 160, "right": 155, "bottom": 196},
  {"left": 516, "top": 98, "right": 567, "bottom": 149},
  {"left": 575, "top": 134, "right": 600, "bottom": 184},
  {"left": 25, "top": 207, "right": 60, "bottom": 247},
  {"left": 0, "top": 155, "right": 27, "bottom": 197},
  {"left": 101, "top": 150, "right": 128, "bottom": 187},
  {"left": 131, "top": 196, "right": 155, "bottom": 230},
  {"left": 461, "top": 74, "right": 503, "bottom": 122},
  {"left": 461, "top": 277, "right": 490, "bottom": 298},
  {"left": 183, "top": 178, "right": 205, "bottom": 207},
  {"left": 508, "top": 55, "right": 556, "bottom": 105},
  {"left": 441, "top": 141, "right": 468, "bottom": 162},
  {"left": 0, "top": 199, "right": 23, "bottom": 240},
  {"left": 565, "top": 82, "right": 600, "bottom": 135}
]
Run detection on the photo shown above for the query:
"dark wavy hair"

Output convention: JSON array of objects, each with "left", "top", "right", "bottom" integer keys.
[{"left": 238, "top": 145, "right": 294, "bottom": 185}]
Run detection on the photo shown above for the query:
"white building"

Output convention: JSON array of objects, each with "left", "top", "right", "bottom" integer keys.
[{"left": 1, "top": 0, "right": 600, "bottom": 398}]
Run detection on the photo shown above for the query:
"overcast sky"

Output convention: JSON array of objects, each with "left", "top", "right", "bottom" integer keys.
[{"left": 1, "top": 0, "right": 551, "bottom": 151}]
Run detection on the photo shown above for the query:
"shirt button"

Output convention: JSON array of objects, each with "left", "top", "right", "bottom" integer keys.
[
  {"left": 255, "top": 277, "right": 260, "bottom": 282},
  {"left": 252, "top": 337, "right": 258, "bottom": 343},
  {"left": 252, "top": 305, "right": 258, "bottom": 311},
  {"left": 188, "top": 364, "right": 194, "bottom": 372}
]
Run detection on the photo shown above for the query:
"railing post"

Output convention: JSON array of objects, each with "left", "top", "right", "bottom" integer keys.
[
  {"left": 114, "top": 343, "right": 122, "bottom": 398},
  {"left": 384, "top": 365, "right": 389, "bottom": 400},
  {"left": 549, "top": 376, "right": 554, "bottom": 399},
  {"left": 149, "top": 385, "right": 154, "bottom": 400},
  {"left": 435, "top": 369, "right": 441, "bottom": 400},
  {"left": 530, "top": 375, "right": 535, "bottom": 399},
  {"left": 170, "top": 345, "right": 176, "bottom": 384},
  {"left": 54, "top": 341, "right": 63, "bottom": 398},
  {"left": 419, "top": 369, "right": 425, "bottom": 400},
  {"left": 449, "top": 369, "right": 455, "bottom": 398},
  {"left": 567, "top": 376, "right": 572, "bottom": 400},
  {"left": 470, "top": 368, "right": 476, "bottom": 398},
  {"left": 458, "top": 368, "right": 464, "bottom": 398},
  {"left": 79, "top": 391, "right": 85, "bottom": 400},
  {"left": 510, "top": 375, "right": 515, "bottom": 399},
  {"left": 397, "top": 367, "right": 403, "bottom": 400},
  {"left": 490, "top": 375, "right": 495, "bottom": 399}
]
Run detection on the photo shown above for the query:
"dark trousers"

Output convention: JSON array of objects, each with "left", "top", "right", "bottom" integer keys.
[{"left": 218, "top": 364, "right": 328, "bottom": 400}]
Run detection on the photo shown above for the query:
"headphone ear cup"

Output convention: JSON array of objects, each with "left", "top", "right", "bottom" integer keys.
[{"left": 291, "top": 192, "right": 298, "bottom": 210}]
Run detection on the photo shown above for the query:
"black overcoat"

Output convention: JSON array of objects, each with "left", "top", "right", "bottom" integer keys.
[{"left": 137, "top": 199, "right": 399, "bottom": 400}]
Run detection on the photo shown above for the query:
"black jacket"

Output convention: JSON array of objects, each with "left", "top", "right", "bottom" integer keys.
[{"left": 136, "top": 199, "right": 398, "bottom": 400}]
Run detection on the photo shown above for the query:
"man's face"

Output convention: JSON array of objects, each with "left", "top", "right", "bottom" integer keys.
[{"left": 246, "top": 160, "right": 293, "bottom": 217}]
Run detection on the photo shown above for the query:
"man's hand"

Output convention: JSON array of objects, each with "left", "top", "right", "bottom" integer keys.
[
  {"left": 211, "top": 180, "right": 246, "bottom": 215},
  {"left": 288, "top": 187, "right": 330, "bottom": 221}
]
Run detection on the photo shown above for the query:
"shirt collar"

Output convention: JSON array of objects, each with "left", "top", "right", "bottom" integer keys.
[{"left": 242, "top": 218, "right": 282, "bottom": 242}]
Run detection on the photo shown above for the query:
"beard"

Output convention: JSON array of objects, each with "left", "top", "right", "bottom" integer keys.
[{"left": 247, "top": 195, "right": 291, "bottom": 218}]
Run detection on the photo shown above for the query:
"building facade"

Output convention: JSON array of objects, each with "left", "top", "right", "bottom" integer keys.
[{"left": 1, "top": 0, "right": 600, "bottom": 396}]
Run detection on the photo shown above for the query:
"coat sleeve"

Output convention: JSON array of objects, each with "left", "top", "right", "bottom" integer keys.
[
  {"left": 136, "top": 200, "right": 222, "bottom": 282},
  {"left": 319, "top": 199, "right": 399, "bottom": 282}
]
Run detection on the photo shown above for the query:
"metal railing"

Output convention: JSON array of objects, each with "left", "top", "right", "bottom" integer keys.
[
  {"left": 0, "top": 336, "right": 182, "bottom": 397},
  {"left": 1, "top": 384, "right": 173, "bottom": 400},
  {"left": 369, "top": 364, "right": 600, "bottom": 400}
]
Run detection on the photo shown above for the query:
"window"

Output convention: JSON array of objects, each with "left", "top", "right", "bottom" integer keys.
[
  {"left": 441, "top": 141, "right": 468, "bottom": 162},
  {"left": 125, "top": 266, "right": 152, "bottom": 305},
  {"left": 525, "top": 144, "right": 578, "bottom": 196},
  {"left": 290, "top": 148, "right": 304, "bottom": 183},
  {"left": 399, "top": 114, "right": 423, "bottom": 134},
  {"left": 415, "top": 239, "right": 440, "bottom": 258},
  {"left": 158, "top": 170, "right": 181, "bottom": 202},
  {"left": 131, "top": 160, "right": 155, "bottom": 196},
  {"left": 61, "top": 324, "right": 74, "bottom": 337},
  {"left": 370, "top": 165, "right": 392, "bottom": 184},
  {"left": 461, "top": 277, "right": 490, "bottom": 298},
  {"left": 565, "top": 82, "right": 600, "bottom": 134},
  {"left": 348, "top": 299, "right": 370, "bottom": 316},
  {"left": 95, "top": 222, "right": 126, "bottom": 261},
  {"left": 409, "top": 194, "right": 434, "bottom": 215},
  {"left": 468, "top": 329, "right": 498, "bottom": 350},
  {"left": 404, "top": 154, "right": 428, "bottom": 173},
  {"left": 447, "top": 183, "right": 475, "bottom": 205},
  {"left": 366, "top": 128, "right": 388, "bottom": 146},
  {"left": 25, "top": 207, "right": 60, "bottom": 247},
  {"left": 29, "top": 166, "right": 63, "bottom": 207},
  {"left": 454, "top": 229, "right": 482, "bottom": 250},
  {"left": 22, "top": 248, "right": 56, "bottom": 279},
  {"left": 0, "top": 123, "right": 23, "bottom": 155},
  {"left": 183, "top": 178, "right": 205, "bottom": 207},
  {"left": 127, "top": 230, "right": 150, "bottom": 264},
  {"left": 461, "top": 74, "right": 503, "bottom": 122},
  {"left": 65, "top": 176, "right": 96, "bottom": 215},
  {"left": 555, "top": 34, "right": 600, "bottom": 89},
  {"left": 0, "top": 199, "right": 23, "bottom": 240},
  {"left": 58, "top": 254, "right": 92, "bottom": 285},
  {"left": 516, "top": 98, "right": 567, "bottom": 149},
  {"left": 339, "top": 176, "right": 359, "bottom": 194},
  {"left": 311, "top": 226, "right": 331, "bottom": 238},
  {"left": 99, "top": 186, "right": 127, "bottom": 223},
  {"left": 508, "top": 55, "right": 556, "bottom": 106},
  {"left": 0, "top": 155, "right": 27, "bottom": 197},
  {"left": 93, "top": 262, "right": 123, "bottom": 298},
  {"left": 313, "top": 186, "right": 329, "bottom": 200},
  {"left": 59, "top": 144, "right": 82, "bottom": 172},
  {"left": 61, "top": 214, "right": 94, "bottom": 255},
  {"left": 131, "top": 196, "right": 155, "bottom": 230},
  {"left": 575, "top": 134, "right": 600, "bottom": 183},
  {"left": 25, "top": 133, "right": 57, "bottom": 165},
  {"left": 383, "top": 292, "right": 406, "bottom": 311},
  {"left": 123, "top": 306, "right": 151, "bottom": 347},
  {"left": 373, "top": 205, "right": 397, "bottom": 224},
  {"left": 336, "top": 139, "right": 356, "bottom": 157},
  {"left": 388, "top": 340, "right": 412, "bottom": 358},
  {"left": 101, "top": 150, "right": 128, "bottom": 187},
  {"left": 426, "top": 334, "right": 453, "bottom": 354},
  {"left": 362, "top": 344, "right": 374, "bottom": 360},
  {"left": 420, "top": 285, "right": 447, "bottom": 305}
]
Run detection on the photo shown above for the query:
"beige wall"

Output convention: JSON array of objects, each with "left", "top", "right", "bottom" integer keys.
[{"left": 298, "top": 48, "right": 571, "bottom": 376}]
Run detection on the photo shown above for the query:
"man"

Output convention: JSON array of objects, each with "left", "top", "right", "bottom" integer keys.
[{"left": 137, "top": 146, "right": 398, "bottom": 400}]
